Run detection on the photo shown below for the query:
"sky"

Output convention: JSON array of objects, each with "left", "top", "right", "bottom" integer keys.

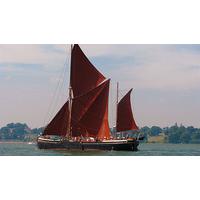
[{"left": 1, "top": 44, "right": 200, "bottom": 128}]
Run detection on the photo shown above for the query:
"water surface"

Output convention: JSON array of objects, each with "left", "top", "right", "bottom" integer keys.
[{"left": 0, "top": 142, "right": 200, "bottom": 156}]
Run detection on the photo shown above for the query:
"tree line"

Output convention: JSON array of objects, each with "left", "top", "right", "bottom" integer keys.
[
  {"left": 0, "top": 123, "right": 43, "bottom": 141},
  {"left": 140, "top": 123, "right": 200, "bottom": 144},
  {"left": 1, "top": 122, "right": 200, "bottom": 143}
]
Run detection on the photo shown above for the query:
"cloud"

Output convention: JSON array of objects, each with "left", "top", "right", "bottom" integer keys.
[
  {"left": 83, "top": 44, "right": 200, "bottom": 91},
  {"left": 0, "top": 44, "right": 68, "bottom": 71},
  {"left": 0, "top": 45, "right": 71, "bottom": 86}
]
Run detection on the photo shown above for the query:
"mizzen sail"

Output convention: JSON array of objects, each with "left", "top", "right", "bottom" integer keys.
[{"left": 116, "top": 89, "right": 138, "bottom": 132}]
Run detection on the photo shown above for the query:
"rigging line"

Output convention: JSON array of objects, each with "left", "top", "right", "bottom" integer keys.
[
  {"left": 44, "top": 60, "right": 67, "bottom": 125},
  {"left": 49, "top": 45, "right": 70, "bottom": 117},
  {"left": 60, "top": 56, "right": 70, "bottom": 103},
  {"left": 48, "top": 53, "right": 69, "bottom": 123},
  {"left": 109, "top": 83, "right": 114, "bottom": 128},
  {"left": 50, "top": 56, "right": 68, "bottom": 118},
  {"left": 57, "top": 45, "right": 71, "bottom": 105},
  {"left": 43, "top": 46, "right": 69, "bottom": 126},
  {"left": 118, "top": 89, "right": 125, "bottom": 100}
]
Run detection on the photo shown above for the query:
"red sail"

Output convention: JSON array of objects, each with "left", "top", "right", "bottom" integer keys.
[
  {"left": 43, "top": 101, "right": 69, "bottom": 136},
  {"left": 116, "top": 89, "right": 138, "bottom": 132},
  {"left": 71, "top": 80, "right": 110, "bottom": 139},
  {"left": 70, "top": 44, "right": 106, "bottom": 97}
]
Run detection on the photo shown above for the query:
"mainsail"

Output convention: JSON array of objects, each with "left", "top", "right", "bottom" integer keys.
[
  {"left": 43, "top": 44, "right": 110, "bottom": 139},
  {"left": 116, "top": 89, "right": 138, "bottom": 132},
  {"left": 71, "top": 80, "right": 110, "bottom": 139}
]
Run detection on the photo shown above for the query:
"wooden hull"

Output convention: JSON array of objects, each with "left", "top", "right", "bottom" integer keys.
[{"left": 37, "top": 138, "right": 139, "bottom": 151}]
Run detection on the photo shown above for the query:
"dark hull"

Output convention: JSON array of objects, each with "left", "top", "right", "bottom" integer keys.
[{"left": 37, "top": 139, "right": 139, "bottom": 151}]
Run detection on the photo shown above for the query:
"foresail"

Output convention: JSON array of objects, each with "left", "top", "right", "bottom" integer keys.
[
  {"left": 70, "top": 44, "right": 106, "bottom": 97},
  {"left": 71, "top": 80, "right": 110, "bottom": 139},
  {"left": 116, "top": 89, "right": 138, "bottom": 132},
  {"left": 43, "top": 101, "right": 69, "bottom": 136}
]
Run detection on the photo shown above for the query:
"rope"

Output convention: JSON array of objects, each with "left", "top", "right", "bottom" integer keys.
[
  {"left": 43, "top": 45, "right": 70, "bottom": 127},
  {"left": 49, "top": 57, "right": 68, "bottom": 120}
]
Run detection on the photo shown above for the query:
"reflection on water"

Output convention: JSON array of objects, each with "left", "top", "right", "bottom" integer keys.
[{"left": 0, "top": 142, "right": 200, "bottom": 156}]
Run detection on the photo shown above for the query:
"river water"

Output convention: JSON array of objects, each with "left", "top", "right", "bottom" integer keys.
[{"left": 0, "top": 142, "right": 200, "bottom": 156}]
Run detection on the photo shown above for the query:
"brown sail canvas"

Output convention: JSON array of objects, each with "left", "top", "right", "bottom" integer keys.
[
  {"left": 70, "top": 44, "right": 106, "bottom": 97},
  {"left": 43, "top": 101, "right": 69, "bottom": 136},
  {"left": 116, "top": 89, "right": 138, "bottom": 132},
  {"left": 71, "top": 80, "right": 110, "bottom": 139}
]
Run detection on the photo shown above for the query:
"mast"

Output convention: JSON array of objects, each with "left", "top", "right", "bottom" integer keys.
[
  {"left": 116, "top": 82, "right": 119, "bottom": 136},
  {"left": 67, "top": 44, "right": 74, "bottom": 139}
]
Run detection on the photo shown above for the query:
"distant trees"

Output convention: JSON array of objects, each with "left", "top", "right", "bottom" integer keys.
[
  {"left": 140, "top": 126, "right": 162, "bottom": 138},
  {"left": 139, "top": 124, "right": 200, "bottom": 144},
  {"left": 149, "top": 126, "right": 162, "bottom": 136},
  {"left": 0, "top": 123, "right": 44, "bottom": 141},
  {"left": 191, "top": 131, "right": 200, "bottom": 143},
  {"left": 31, "top": 127, "right": 44, "bottom": 135},
  {"left": 166, "top": 125, "right": 200, "bottom": 144}
]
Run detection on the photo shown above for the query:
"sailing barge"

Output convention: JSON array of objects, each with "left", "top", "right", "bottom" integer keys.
[{"left": 37, "top": 44, "right": 141, "bottom": 151}]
